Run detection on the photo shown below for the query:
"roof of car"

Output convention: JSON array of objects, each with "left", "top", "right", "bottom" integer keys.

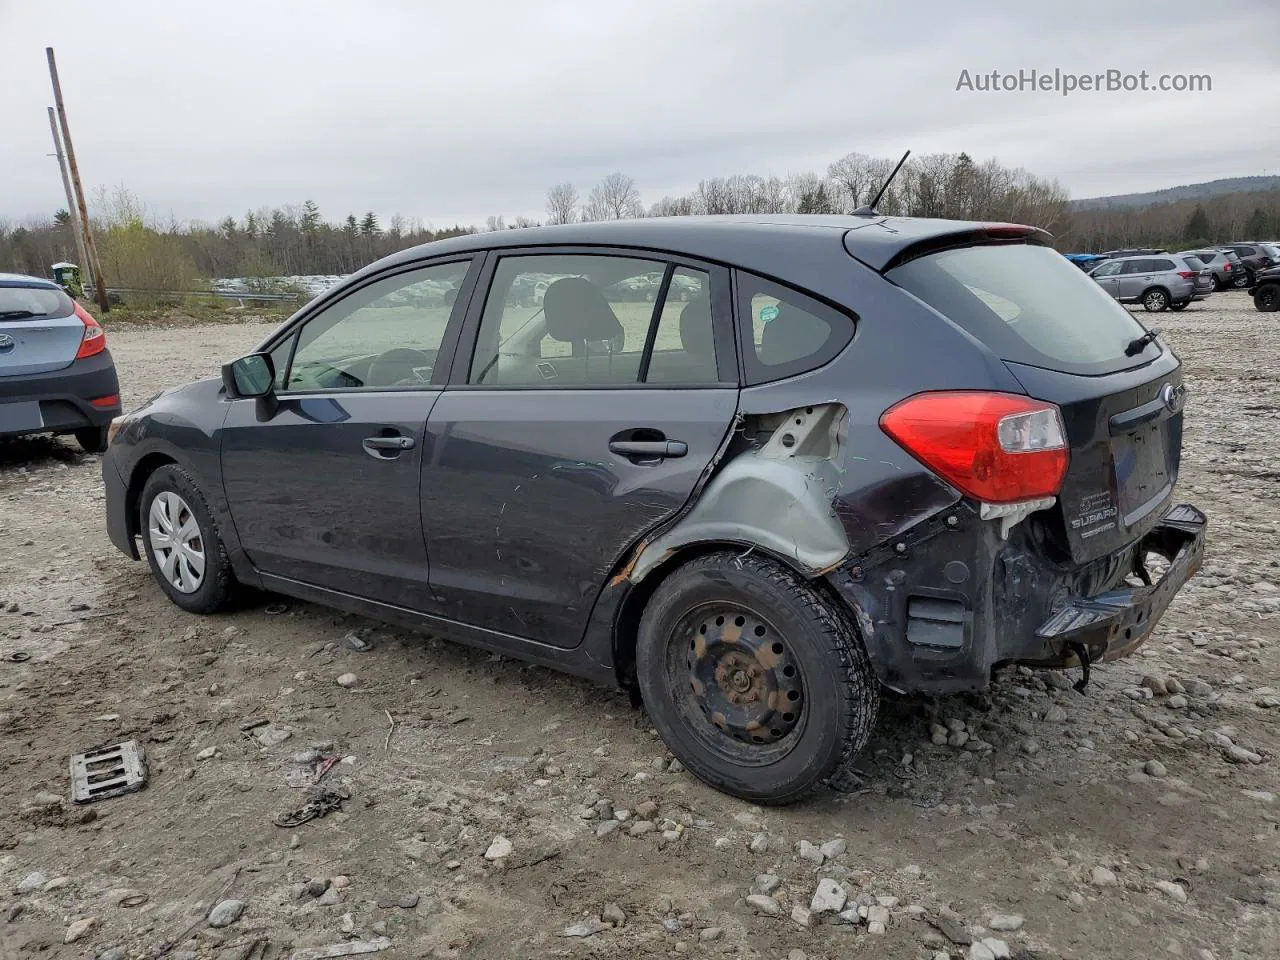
[
  {"left": 0, "top": 272, "right": 60, "bottom": 289},
  {"left": 374, "top": 214, "right": 1048, "bottom": 276}
]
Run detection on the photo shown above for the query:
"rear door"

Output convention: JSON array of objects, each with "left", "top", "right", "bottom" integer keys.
[
  {"left": 889, "top": 242, "right": 1185, "bottom": 563},
  {"left": 1117, "top": 258, "right": 1154, "bottom": 300},
  {"left": 422, "top": 248, "right": 738, "bottom": 646}
]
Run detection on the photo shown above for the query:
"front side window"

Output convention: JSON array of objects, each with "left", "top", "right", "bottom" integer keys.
[
  {"left": 469, "top": 254, "right": 718, "bottom": 387},
  {"left": 1091, "top": 261, "right": 1122, "bottom": 278},
  {"left": 281, "top": 260, "right": 470, "bottom": 391}
]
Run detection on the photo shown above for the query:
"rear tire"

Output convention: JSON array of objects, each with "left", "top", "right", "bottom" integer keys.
[
  {"left": 1255, "top": 284, "right": 1280, "bottom": 313},
  {"left": 74, "top": 426, "right": 109, "bottom": 454},
  {"left": 1143, "top": 288, "right": 1170, "bottom": 312},
  {"left": 1233, "top": 270, "right": 1252, "bottom": 289},
  {"left": 635, "top": 551, "right": 879, "bottom": 805},
  {"left": 139, "top": 464, "right": 235, "bottom": 614}
]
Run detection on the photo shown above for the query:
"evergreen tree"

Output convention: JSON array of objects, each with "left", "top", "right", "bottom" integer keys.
[
  {"left": 1183, "top": 205, "right": 1211, "bottom": 245},
  {"left": 1244, "top": 207, "right": 1270, "bottom": 239}
]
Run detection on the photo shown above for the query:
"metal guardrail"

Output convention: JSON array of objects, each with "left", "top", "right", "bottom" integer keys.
[{"left": 105, "top": 288, "right": 301, "bottom": 302}]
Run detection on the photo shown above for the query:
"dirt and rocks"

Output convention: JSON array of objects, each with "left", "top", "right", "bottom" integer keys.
[{"left": 1, "top": 292, "right": 1277, "bottom": 960}]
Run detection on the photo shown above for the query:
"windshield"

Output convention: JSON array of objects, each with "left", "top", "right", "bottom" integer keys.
[
  {"left": 0, "top": 285, "right": 73, "bottom": 321},
  {"left": 889, "top": 242, "right": 1158, "bottom": 376}
]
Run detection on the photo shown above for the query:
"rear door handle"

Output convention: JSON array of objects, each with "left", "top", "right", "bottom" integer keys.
[
  {"left": 609, "top": 439, "right": 688, "bottom": 459},
  {"left": 363, "top": 435, "right": 415, "bottom": 458}
]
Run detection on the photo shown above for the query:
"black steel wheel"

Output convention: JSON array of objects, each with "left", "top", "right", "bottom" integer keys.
[
  {"left": 1255, "top": 283, "right": 1280, "bottom": 313},
  {"left": 636, "top": 551, "right": 879, "bottom": 805}
]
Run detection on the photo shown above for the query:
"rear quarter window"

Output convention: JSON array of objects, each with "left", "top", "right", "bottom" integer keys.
[
  {"left": 0, "top": 285, "right": 74, "bottom": 320},
  {"left": 735, "top": 273, "right": 855, "bottom": 385},
  {"left": 888, "top": 242, "right": 1158, "bottom": 376}
]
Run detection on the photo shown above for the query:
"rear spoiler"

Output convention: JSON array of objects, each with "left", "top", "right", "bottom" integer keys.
[
  {"left": 879, "top": 224, "right": 1054, "bottom": 273},
  {"left": 844, "top": 221, "right": 1054, "bottom": 274}
]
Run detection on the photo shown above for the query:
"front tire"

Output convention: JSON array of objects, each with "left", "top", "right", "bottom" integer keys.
[
  {"left": 635, "top": 552, "right": 879, "bottom": 805},
  {"left": 1143, "top": 288, "right": 1170, "bottom": 312},
  {"left": 1233, "top": 270, "right": 1253, "bottom": 289},
  {"left": 1255, "top": 284, "right": 1280, "bottom": 312},
  {"left": 139, "top": 464, "right": 235, "bottom": 614}
]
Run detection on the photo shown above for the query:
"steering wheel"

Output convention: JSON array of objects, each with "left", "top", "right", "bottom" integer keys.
[{"left": 366, "top": 348, "right": 435, "bottom": 388}]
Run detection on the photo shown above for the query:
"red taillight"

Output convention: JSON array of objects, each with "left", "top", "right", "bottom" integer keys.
[
  {"left": 1177, "top": 271, "right": 1196, "bottom": 280},
  {"left": 1224, "top": 264, "right": 1233, "bottom": 272},
  {"left": 74, "top": 303, "right": 106, "bottom": 359},
  {"left": 89, "top": 394, "right": 119, "bottom": 409},
  {"left": 880, "top": 391, "right": 1068, "bottom": 504}
]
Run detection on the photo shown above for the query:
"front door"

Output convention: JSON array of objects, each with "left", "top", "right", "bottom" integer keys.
[
  {"left": 219, "top": 258, "right": 476, "bottom": 609},
  {"left": 422, "top": 250, "right": 738, "bottom": 646},
  {"left": 1090, "top": 260, "right": 1123, "bottom": 299}
]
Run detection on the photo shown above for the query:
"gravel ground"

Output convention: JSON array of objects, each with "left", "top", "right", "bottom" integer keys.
[{"left": 1, "top": 292, "right": 1277, "bottom": 960}]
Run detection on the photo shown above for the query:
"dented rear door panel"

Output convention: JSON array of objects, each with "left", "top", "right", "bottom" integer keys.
[{"left": 422, "top": 388, "right": 738, "bottom": 646}]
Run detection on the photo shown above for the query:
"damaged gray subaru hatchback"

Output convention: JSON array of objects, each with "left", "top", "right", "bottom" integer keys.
[{"left": 102, "top": 215, "right": 1205, "bottom": 804}]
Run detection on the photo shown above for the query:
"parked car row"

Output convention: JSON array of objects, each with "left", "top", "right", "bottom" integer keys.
[{"left": 1064, "top": 241, "right": 1280, "bottom": 312}]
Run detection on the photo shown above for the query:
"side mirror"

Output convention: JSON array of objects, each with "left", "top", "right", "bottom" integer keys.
[{"left": 222, "top": 353, "right": 275, "bottom": 400}]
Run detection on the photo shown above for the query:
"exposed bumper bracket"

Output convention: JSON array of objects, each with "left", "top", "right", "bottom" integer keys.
[{"left": 1035, "top": 503, "right": 1206, "bottom": 661}]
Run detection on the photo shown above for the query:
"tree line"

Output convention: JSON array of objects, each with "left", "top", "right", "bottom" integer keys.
[
  {"left": 1, "top": 150, "right": 1276, "bottom": 292},
  {"left": 1066, "top": 190, "right": 1280, "bottom": 252}
]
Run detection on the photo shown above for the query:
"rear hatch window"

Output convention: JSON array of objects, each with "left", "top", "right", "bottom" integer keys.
[
  {"left": 0, "top": 285, "right": 74, "bottom": 321},
  {"left": 888, "top": 243, "right": 1158, "bottom": 376}
]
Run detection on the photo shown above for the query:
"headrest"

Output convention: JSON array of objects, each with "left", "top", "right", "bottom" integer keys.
[
  {"left": 542, "top": 277, "right": 624, "bottom": 344},
  {"left": 679, "top": 293, "right": 715, "bottom": 363}
]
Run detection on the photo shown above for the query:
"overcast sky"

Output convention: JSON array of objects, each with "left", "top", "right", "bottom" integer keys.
[{"left": 2, "top": 0, "right": 1277, "bottom": 228}]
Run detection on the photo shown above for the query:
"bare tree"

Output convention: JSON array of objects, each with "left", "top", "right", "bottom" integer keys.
[
  {"left": 485, "top": 215, "right": 507, "bottom": 232},
  {"left": 584, "top": 172, "right": 641, "bottom": 221},
  {"left": 545, "top": 183, "right": 579, "bottom": 225},
  {"left": 827, "top": 152, "right": 873, "bottom": 211}
]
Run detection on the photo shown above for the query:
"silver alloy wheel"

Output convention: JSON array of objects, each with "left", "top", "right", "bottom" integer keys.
[
  {"left": 1144, "top": 289, "right": 1168, "bottom": 311},
  {"left": 148, "top": 491, "right": 206, "bottom": 594}
]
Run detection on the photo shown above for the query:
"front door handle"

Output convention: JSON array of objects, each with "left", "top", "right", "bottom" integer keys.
[
  {"left": 609, "top": 439, "right": 688, "bottom": 459},
  {"left": 363, "top": 434, "right": 415, "bottom": 458}
]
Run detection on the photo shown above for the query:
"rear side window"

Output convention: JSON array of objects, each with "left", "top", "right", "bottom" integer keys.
[
  {"left": 0, "top": 285, "right": 74, "bottom": 321},
  {"left": 889, "top": 242, "right": 1156, "bottom": 376},
  {"left": 1151, "top": 259, "right": 1176, "bottom": 272},
  {"left": 736, "top": 273, "right": 854, "bottom": 385}
]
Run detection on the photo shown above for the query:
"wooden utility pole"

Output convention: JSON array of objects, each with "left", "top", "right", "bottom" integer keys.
[
  {"left": 47, "top": 106, "right": 92, "bottom": 290},
  {"left": 46, "top": 46, "right": 109, "bottom": 313}
]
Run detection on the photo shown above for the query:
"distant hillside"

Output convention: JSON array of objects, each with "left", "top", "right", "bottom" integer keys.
[{"left": 1071, "top": 176, "right": 1280, "bottom": 211}]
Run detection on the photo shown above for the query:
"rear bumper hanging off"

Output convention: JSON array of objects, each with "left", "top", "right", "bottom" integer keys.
[{"left": 1034, "top": 502, "right": 1206, "bottom": 662}]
